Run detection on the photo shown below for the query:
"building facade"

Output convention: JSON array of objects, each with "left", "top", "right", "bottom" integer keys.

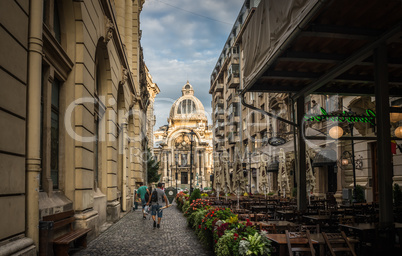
[
  {"left": 0, "top": 0, "right": 155, "bottom": 254},
  {"left": 154, "top": 82, "right": 213, "bottom": 190},
  {"left": 210, "top": 0, "right": 402, "bottom": 206}
]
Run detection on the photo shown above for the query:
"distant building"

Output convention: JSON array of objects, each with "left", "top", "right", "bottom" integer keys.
[{"left": 154, "top": 82, "right": 213, "bottom": 190}]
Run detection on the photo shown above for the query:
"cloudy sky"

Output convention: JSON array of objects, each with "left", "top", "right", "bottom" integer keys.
[{"left": 140, "top": 0, "right": 244, "bottom": 129}]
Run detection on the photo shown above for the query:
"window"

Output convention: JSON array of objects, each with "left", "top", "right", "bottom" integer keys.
[
  {"left": 40, "top": 70, "right": 62, "bottom": 190},
  {"left": 43, "top": 0, "right": 62, "bottom": 44},
  {"left": 50, "top": 79, "right": 60, "bottom": 188},
  {"left": 177, "top": 99, "right": 196, "bottom": 114}
]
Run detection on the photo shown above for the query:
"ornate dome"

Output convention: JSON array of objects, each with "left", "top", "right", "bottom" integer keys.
[{"left": 168, "top": 81, "right": 207, "bottom": 121}]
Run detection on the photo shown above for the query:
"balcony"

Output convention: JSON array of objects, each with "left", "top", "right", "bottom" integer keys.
[
  {"left": 228, "top": 52, "right": 239, "bottom": 66},
  {"left": 227, "top": 94, "right": 240, "bottom": 106},
  {"left": 227, "top": 72, "right": 240, "bottom": 89},
  {"left": 230, "top": 115, "right": 240, "bottom": 124},
  {"left": 215, "top": 111, "right": 225, "bottom": 121},
  {"left": 215, "top": 130, "right": 224, "bottom": 137},
  {"left": 215, "top": 121, "right": 225, "bottom": 133},
  {"left": 215, "top": 97, "right": 224, "bottom": 106},
  {"left": 228, "top": 132, "right": 239, "bottom": 144},
  {"left": 215, "top": 83, "right": 224, "bottom": 93},
  {"left": 216, "top": 143, "right": 224, "bottom": 152}
]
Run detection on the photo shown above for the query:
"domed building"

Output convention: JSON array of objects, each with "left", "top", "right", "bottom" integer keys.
[{"left": 154, "top": 82, "right": 213, "bottom": 190}]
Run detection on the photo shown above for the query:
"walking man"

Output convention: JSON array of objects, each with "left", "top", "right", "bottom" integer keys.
[
  {"left": 136, "top": 183, "right": 149, "bottom": 219},
  {"left": 146, "top": 182, "right": 168, "bottom": 228}
]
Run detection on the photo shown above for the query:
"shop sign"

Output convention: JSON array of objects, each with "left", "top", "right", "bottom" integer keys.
[{"left": 304, "top": 108, "right": 376, "bottom": 125}]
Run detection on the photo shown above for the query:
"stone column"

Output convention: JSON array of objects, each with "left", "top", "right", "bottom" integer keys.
[
  {"left": 26, "top": 0, "right": 44, "bottom": 249},
  {"left": 164, "top": 151, "right": 168, "bottom": 182},
  {"left": 121, "top": 121, "right": 127, "bottom": 211}
]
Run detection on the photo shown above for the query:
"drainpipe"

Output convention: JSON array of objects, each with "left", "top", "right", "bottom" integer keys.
[{"left": 26, "top": 0, "right": 44, "bottom": 249}]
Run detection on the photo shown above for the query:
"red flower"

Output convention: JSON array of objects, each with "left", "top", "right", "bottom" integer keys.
[
  {"left": 234, "top": 237, "right": 237, "bottom": 241},
  {"left": 234, "top": 233, "right": 239, "bottom": 237},
  {"left": 198, "top": 225, "right": 201, "bottom": 229}
]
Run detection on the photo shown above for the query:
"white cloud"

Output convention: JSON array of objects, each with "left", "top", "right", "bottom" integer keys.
[{"left": 141, "top": 0, "right": 244, "bottom": 130}]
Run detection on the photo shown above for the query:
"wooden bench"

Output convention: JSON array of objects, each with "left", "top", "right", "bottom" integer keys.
[{"left": 42, "top": 210, "right": 91, "bottom": 256}]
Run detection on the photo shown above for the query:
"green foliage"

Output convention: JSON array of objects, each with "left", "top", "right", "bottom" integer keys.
[
  {"left": 394, "top": 183, "right": 402, "bottom": 207},
  {"left": 354, "top": 185, "right": 365, "bottom": 203},
  {"left": 189, "top": 188, "right": 202, "bottom": 204},
  {"left": 182, "top": 200, "right": 190, "bottom": 213},
  {"left": 146, "top": 148, "right": 161, "bottom": 183},
  {"left": 215, "top": 229, "right": 237, "bottom": 256},
  {"left": 239, "top": 233, "right": 268, "bottom": 256}
]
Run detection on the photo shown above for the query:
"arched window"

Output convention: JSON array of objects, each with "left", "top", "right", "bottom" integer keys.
[{"left": 177, "top": 99, "right": 196, "bottom": 114}]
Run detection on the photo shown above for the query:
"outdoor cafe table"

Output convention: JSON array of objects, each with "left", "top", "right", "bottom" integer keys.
[
  {"left": 339, "top": 222, "right": 402, "bottom": 237},
  {"left": 265, "top": 233, "right": 318, "bottom": 256},
  {"left": 303, "top": 215, "right": 331, "bottom": 225},
  {"left": 259, "top": 220, "right": 299, "bottom": 233},
  {"left": 250, "top": 205, "right": 274, "bottom": 213},
  {"left": 276, "top": 210, "right": 295, "bottom": 221}
]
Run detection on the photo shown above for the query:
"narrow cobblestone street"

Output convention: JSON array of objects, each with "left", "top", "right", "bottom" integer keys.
[{"left": 75, "top": 203, "right": 213, "bottom": 256}]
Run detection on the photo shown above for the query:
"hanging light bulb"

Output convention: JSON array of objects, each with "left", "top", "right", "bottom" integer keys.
[
  {"left": 390, "top": 106, "right": 402, "bottom": 123},
  {"left": 395, "top": 126, "right": 402, "bottom": 138},
  {"left": 329, "top": 126, "right": 344, "bottom": 139}
]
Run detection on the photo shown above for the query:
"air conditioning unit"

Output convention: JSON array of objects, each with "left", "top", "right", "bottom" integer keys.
[{"left": 342, "top": 188, "right": 352, "bottom": 201}]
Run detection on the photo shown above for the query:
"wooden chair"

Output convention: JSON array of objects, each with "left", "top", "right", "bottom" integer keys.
[
  {"left": 259, "top": 223, "right": 277, "bottom": 233},
  {"left": 300, "top": 224, "right": 320, "bottom": 234},
  {"left": 286, "top": 230, "right": 316, "bottom": 256},
  {"left": 322, "top": 231, "right": 357, "bottom": 256},
  {"left": 339, "top": 216, "right": 355, "bottom": 225},
  {"left": 237, "top": 213, "right": 250, "bottom": 221}
]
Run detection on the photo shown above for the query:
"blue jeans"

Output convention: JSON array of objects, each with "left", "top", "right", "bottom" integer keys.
[
  {"left": 151, "top": 205, "right": 163, "bottom": 218},
  {"left": 141, "top": 198, "right": 147, "bottom": 209}
]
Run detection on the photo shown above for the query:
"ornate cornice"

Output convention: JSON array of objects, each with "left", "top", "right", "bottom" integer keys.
[
  {"left": 104, "top": 18, "right": 114, "bottom": 44},
  {"left": 120, "top": 68, "right": 128, "bottom": 86}
]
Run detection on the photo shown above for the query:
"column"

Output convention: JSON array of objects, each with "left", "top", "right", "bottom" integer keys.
[
  {"left": 374, "top": 43, "right": 393, "bottom": 228},
  {"left": 297, "top": 96, "right": 307, "bottom": 211},
  {"left": 26, "top": 0, "right": 44, "bottom": 248},
  {"left": 164, "top": 151, "right": 167, "bottom": 181}
]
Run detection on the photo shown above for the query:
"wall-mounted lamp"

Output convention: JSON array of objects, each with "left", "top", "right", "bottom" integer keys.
[{"left": 339, "top": 151, "right": 363, "bottom": 170}]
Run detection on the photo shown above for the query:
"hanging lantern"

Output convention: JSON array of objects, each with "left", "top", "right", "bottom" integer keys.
[
  {"left": 329, "top": 126, "right": 344, "bottom": 139},
  {"left": 341, "top": 158, "right": 349, "bottom": 166},
  {"left": 395, "top": 126, "right": 402, "bottom": 138},
  {"left": 390, "top": 107, "right": 402, "bottom": 123}
]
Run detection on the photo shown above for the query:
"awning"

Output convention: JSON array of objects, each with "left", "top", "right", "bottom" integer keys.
[
  {"left": 312, "top": 148, "right": 337, "bottom": 167},
  {"left": 241, "top": 0, "right": 402, "bottom": 97},
  {"left": 242, "top": 0, "right": 323, "bottom": 89}
]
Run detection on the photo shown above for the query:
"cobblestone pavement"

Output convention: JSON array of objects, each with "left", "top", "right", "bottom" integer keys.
[{"left": 75, "top": 203, "right": 213, "bottom": 256}]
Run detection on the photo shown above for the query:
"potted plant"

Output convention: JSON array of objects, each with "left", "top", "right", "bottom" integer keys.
[{"left": 354, "top": 185, "right": 365, "bottom": 203}]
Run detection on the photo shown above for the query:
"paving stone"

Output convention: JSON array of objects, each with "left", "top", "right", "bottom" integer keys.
[{"left": 75, "top": 203, "right": 213, "bottom": 256}]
